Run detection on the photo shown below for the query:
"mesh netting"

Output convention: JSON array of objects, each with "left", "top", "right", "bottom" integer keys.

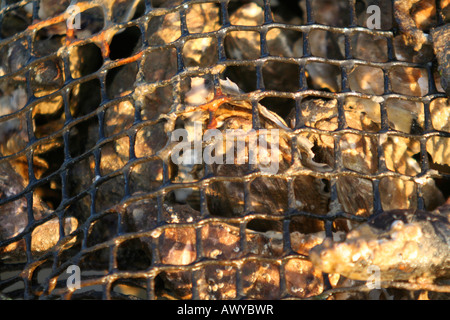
[{"left": 0, "top": 0, "right": 449, "bottom": 300}]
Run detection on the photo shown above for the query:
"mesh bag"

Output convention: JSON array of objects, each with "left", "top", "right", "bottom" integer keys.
[{"left": 0, "top": 0, "right": 449, "bottom": 300}]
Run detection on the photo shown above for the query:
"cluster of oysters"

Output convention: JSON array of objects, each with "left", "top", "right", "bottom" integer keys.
[{"left": 0, "top": 0, "right": 449, "bottom": 299}]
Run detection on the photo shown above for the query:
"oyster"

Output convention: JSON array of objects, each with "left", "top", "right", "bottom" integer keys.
[
  {"left": 125, "top": 198, "right": 332, "bottom": 299},
  {"left": 310, "top": 200, "right": 450, "bottom": 283},
  {"left": 288, "top": 97, "right": 445, "bottom": 218},
  {"left": 225, "top": 3, "right": 301, "bottom": 92},
  {"left": 164, "top": 77, "right": 331, "bottom": 232},
  {"left": 431, "top": 24, "right": 450, "bottom": 97},
  {"left": 0, "top": 159, "right": 77, "bottom": 262},
  {"left": 225, "top": 2, "right": 341, "bottom": 93},
  {"left": 394, "top": 0, "right": 430, "bottom": 51}
]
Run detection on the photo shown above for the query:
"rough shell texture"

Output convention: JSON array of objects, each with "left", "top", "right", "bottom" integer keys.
[{"left": 310, "top": 201, "right": 450, "bottom": 282}]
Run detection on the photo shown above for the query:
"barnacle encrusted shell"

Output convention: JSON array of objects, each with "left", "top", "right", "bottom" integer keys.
[{"left": 310, "top": 203, "right": 450, "bottom": 282}]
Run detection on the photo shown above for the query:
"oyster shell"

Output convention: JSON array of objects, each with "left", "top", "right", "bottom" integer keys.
[
  {"left": 288, "top": 97, "right": 445, "bottom": 218},
  {"left": 0, "top": 159, "right": 77, "bottom": 262},
  {"left": 125, "top": 198, "right": 332, "bottom": 299},
  {"left": 431, "top": 24, "right": 450, "bottom": 97},
  {"left": 394, "top": 0, "right": 430, "bottom": 51},
  {"left": 310, "top": 200, "right": 450, "bottom": 283},
  {"left": 164, "top": 77, "right": 331, "bottom": 232}
]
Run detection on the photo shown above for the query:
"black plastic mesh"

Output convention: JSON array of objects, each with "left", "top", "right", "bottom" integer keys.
[{"left": 0, "top": 0, "right": 449, "bottom": 300}]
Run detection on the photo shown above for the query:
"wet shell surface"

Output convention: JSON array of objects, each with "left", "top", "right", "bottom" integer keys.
[{"left": 310, "top": 201, "right": 450, "bottom": 282}]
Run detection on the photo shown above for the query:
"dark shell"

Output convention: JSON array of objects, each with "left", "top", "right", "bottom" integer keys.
[
  {"left": 431, "top": 24, "right": 450, "bottom": 97},
  {"left": 368, "top": 207, "right": 450, "bottom": 247}
]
